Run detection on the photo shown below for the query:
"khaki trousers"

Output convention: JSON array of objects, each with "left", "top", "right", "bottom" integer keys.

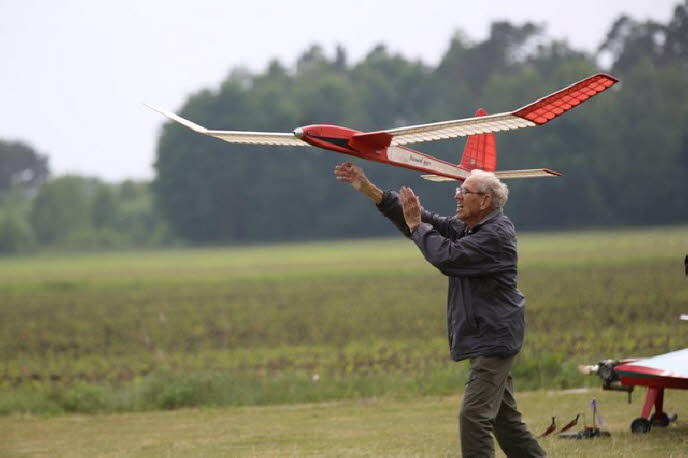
[{"left": 459, "top": 355, "right": 546, "bottom": 457}]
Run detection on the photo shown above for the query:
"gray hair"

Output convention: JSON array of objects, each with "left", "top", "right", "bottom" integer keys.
[{"left": 469, "top": 169, "right": 509, "bottom": 208}]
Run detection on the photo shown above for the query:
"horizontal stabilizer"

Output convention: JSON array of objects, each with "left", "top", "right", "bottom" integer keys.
[
  {"left": 494, "top": 169, "right": 562, "bottom": 179},
  {"left": 421, "top": 174, "right": 459, "bottom": 182},
  {"left": 422, "top": 169, "right": 561, "bottom": 182}
]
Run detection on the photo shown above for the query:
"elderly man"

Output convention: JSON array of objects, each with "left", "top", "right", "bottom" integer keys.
[{"left": 334, "top": 162, "right": 545, "bottom": 458}]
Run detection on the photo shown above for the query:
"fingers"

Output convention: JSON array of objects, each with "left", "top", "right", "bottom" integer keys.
[
  {"left": 399, "top": 186, "right": 419, "bottom": 204},
  {"left": 334, "top": 162, "right": 366, "bottom": 186},
  {"left": 399, "top": 186, "right": 422, "bottom": 230},
  {"left": 334, "top": 162, "right": 354, "bottom": 182},
  {"left": 334, "top": 162, "right": 354, "bottom": 175},
  {"left": 334, "top": 162, "right": 353, "bottom": 171},
  {"left": 400, "top": 186, "right": 422, "bottom": 213},
  {"left": 399, "top": 186, "right": 415, "bottom": 196}
]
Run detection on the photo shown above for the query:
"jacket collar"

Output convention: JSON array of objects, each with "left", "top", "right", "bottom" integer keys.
[
  {"left": 463, "top": 208, "right": 502, "bottom": 235},
  {"left": 477, "top": 208, "right": 502, "bottom": 227}
]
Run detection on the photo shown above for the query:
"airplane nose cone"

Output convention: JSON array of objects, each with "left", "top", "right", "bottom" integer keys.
[{"left": 293, "top": 127, "right": 304, "bottom": 139}]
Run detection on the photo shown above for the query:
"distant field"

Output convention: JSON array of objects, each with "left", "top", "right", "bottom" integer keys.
[{"left": 1, "top": 227, "right": 686, "bottom": 415}]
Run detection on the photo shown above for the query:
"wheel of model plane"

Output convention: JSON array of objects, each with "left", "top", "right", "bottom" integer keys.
[
  {"left": 631, "top": 418, "right": 651, "bottom": 434},
  {"left": 651, "top": 412, "right": 670, "bottom": 427},
  {"left": 651, "top": 412, "right": 678, "bottom": 427}
]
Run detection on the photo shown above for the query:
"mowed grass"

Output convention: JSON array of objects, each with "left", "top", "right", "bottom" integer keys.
[
  {"left": 3, "top": 389, "right": 688, "bottom": 457},
  {"left": 0, "top": 227, "right": 687, "bottom": 416}
]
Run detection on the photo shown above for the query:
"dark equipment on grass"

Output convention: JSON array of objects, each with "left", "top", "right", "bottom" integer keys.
[
  {"left": 558, "top": 399, "right": 610, "bottom": 439},
  {"left": 539, "top": 417, "right": 556, "bottom": 437},
  {"left": 559, "top": 413, "right": 580, "bottom": 433}
]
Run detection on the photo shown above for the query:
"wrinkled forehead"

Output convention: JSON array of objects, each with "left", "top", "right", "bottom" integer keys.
[{"left": 463, "top": 175, "right": 481, "bottom": 190}]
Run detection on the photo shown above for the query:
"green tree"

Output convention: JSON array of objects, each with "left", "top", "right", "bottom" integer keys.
[
  {"left": 600, "top": 1, "right": 688, "bottom": 73},
  {"left": 92, "top": 184, "right": 118, "bottom": 229},
  {"left": 0, "top": 211, "right": 36, "bottom": 254},
  {"left": 599, "top": 16, "right": 665, "bottom": 73},
  {"left": 114, "top": 180, "right": 174, "bottom": 245},
  {"left": 448, "top": 21, "right": 542, "bottom": 93},
  {"left": 30, "top": 176, "right": 97, "bottom": 244},
  {"left": 0, "top": 139, "right": 49, "bottom": 195}
]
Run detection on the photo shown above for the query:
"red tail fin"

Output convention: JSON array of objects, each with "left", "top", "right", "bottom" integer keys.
[{"left": 459, "top": 109, "right": 497, "bottom": 172}]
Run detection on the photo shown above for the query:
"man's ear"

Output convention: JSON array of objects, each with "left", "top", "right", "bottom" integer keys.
[{"left": 481, "top": 193, "right": 493, "bottom": 210}]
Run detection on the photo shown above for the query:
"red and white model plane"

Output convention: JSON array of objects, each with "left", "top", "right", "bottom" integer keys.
[
  {"left": 147, "top": 73, "right": 618, "bottom": 181},
  {"left": 580, "top": 260, "right": 688, "bottom": 434},
  {"left": 580, "top": 348, "right": 688, "bottom": 434}
]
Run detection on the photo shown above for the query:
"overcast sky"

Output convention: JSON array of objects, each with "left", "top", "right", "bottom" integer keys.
[{"left": 0, "top": 0, "right": 679, "bottom": 181}]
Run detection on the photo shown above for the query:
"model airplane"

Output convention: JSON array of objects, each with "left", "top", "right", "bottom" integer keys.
[
  {"left": 579, "top": 348, "right": 688, "bottom": 434},
  {"left": 580, "top": 261, "right": 688, "bottom": 434},
  {"left": 147, "top": 73, "right": 618, "bottom": 181}
]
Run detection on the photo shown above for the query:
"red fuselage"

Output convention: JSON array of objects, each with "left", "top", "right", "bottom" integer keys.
[{"left": 294, "top": 124, "right": 469, "bottom": 180}]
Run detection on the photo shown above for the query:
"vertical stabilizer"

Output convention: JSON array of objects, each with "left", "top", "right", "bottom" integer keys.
[{"left": 459, "top": 109, "right": 497, "bottom": 171}]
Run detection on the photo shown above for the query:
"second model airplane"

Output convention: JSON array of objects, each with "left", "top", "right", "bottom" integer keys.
[{"left": 147, "top": 73, "right": 618, "bottom": 182}]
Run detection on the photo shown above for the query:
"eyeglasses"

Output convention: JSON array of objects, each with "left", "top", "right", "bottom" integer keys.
[{"left": 456, "top": 187, "right": 485, "bottom": 196}]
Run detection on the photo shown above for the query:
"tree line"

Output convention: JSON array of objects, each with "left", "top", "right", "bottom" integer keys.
[
  {"left": 2, "top": 1, "right": 687, "bottom": 252},
  {"left": 0, "top": 149, "right": 172, "bottom": 253}
]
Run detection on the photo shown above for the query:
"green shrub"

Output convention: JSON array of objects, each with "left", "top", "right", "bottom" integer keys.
[
  {"left": 59, "top": 383, "right": 109, "bottom": 413},
  {"left": 0, "top": 212, "right": 36, "bottom": 254}
]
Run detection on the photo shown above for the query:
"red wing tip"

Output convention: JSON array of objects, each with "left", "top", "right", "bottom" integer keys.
[
  {"left": 544, "top": 168, "right": 563, "bottom": 176},
  {"left": 512, "top": 73, "right": 619, "bottom": 125},
  {"left": 596, "top": 73, "right": 620, "bottom": 83}
]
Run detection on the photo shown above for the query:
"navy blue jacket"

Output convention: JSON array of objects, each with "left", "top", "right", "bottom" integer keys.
[{"left": 377, "top": 191, "right": 525, "bottom": 361}]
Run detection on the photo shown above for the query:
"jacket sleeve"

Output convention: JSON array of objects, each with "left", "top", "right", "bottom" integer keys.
[
  {"left": 377, "top": 191, "right": 457, "bottom": 239},
  {"left": 420, "top": 209, "right": 456, "bottom": 238},
  {"left": 410, "top": 222, "right": 509, "bottom": 277},
  {"left": 376, "top": 191, "right": 412, "bottom": 237}
]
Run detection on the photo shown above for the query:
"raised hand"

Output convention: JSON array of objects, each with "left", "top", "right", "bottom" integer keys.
[
  {"left": 399, "top": 186, "right": 422, "bottom": 232},
  {"left": 334, "top": 162, "right": 368, "bottom": 191},
  {"left": 334, "top": 162, "right": 383, "bottom": 203}
]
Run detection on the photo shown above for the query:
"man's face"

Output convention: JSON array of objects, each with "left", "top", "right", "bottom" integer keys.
[{"left": 455, "top": 176, "right": 490, "bottom": 225}]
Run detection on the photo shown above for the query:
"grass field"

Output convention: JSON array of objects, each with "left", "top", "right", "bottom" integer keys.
[
  {"left": 1, "top": 227, "right": 687, "bottom": 419},
  {"left": 3, "top": 389, "right": 688, "bottom": 457}
]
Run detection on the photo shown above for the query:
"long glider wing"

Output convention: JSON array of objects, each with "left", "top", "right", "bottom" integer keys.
[
  {"left": 382, "top": 73, "right": 618, "bottom": 146},
  {"left": 145, "top": 104, "right": 311, "bottom": 147},
  {"left": 147, "top": 73, "right": 617, "bottom": 149}
]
